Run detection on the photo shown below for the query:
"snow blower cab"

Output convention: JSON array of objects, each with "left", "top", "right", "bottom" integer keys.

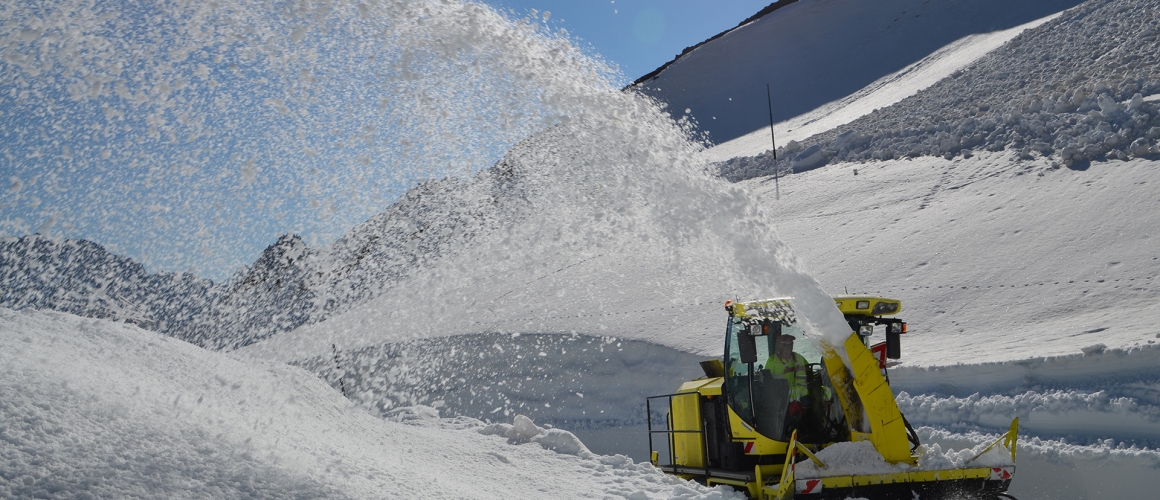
[{"left": 647, "top": 296, "right": 1020, "bottom": 499}]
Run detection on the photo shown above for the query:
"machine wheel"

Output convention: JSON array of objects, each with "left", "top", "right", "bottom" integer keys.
[{"left": 996, "top": 493, "right": 1019, "bottom": 500}]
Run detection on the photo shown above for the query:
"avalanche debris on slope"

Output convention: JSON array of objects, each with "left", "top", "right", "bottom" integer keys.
[{"left": 720, "top": 0, "right": 1160, "bottom": 181}]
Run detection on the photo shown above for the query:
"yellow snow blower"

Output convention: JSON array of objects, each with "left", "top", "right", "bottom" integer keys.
[{"left": 647, "top": 296, "right": 1019, "bottom": 499}]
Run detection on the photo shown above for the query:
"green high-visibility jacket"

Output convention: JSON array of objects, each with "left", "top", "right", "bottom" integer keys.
[{"left": 765, "top": 352, "right": 809, "bottom": 402}]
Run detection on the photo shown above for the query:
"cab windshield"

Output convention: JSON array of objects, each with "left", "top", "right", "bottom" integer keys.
[{"left": 723, "top": 315, "right": 846, "bottom": 443}]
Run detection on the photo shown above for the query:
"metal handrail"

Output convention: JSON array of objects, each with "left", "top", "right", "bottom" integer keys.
[{"left": 646, "top": 392, "right": 711, "bottom": 479}]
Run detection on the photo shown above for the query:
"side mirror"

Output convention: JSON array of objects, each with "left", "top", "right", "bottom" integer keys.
[
  {"left": 738, "top": 330, "right": 758, "bottom": 364},
  {"left": 886, "top": 321, "right": 904, "bottom": 359}
]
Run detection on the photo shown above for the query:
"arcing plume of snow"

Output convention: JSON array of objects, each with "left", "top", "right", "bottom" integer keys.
[
  {"left": 0, "top": 0, "right": 617, "bottom": 279},
  {"left": 719, "top": 0, "right": 1160, "bottom": 181},
  {"left": 0, "top": 1, "right": 859, "bottom": 496},
  {"left": 240, "top": 115, "right": 859, "bottom": 365},
  {"left": 0, "top": 308, "right": 745, "bottom": 500},
  {"left": 2, "top": 0, "right": 860, "bottom": 360}
]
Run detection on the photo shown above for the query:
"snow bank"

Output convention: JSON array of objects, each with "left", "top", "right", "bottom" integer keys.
[
  {"left": 0, "top": 308, "right": 744, "bottom": 499},
  {"left": 891, "top": 344, "right": 1160, "bottom": 396},
  {"left": 899, "top": 389, "right": 1160, "bottom": 447},
  {"left": 480, "top": 414, "right": 592, "bottom": 456},
  {"left": 747, "top": 152, "right": 1160, "bottom": 367},
  {"left": 920, "top": 428, "right": 1160, "bottom": 499},
  {"left": 292, "top": 332, "right": 706, "bottom": 429},
  {"left": 887, "top": 344, "right": 1160, "bottom": 447}
]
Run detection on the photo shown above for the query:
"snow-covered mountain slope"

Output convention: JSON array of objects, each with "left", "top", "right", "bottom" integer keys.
[
  {"left": 0, "top": 308, "right": 741, "bottom": 500},
  {"left": 750, "top": 152, "right": 1160, "bottom": 365},
  {"left": 631, "top": 0, "right": 1087, "bottom": 145},
  {"left": 701, "top": 12, "right": 1062, "bottom": 163},
  {"left": 719, "top": 0, "right": 1160, "bottom": 181},
  {"left": 0, "top": 235, "right": 217, "bottom": 333},
  {"left": 0, "top": 168, "right": 531, "bottom": 350}
]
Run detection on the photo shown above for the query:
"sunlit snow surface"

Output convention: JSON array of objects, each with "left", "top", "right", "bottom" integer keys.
[
  {"left": 6, "top": 0, "right": 1160, "bottom": 498},
  {"left": 0, "top": 308, "right": 745, "bottom": 499}
]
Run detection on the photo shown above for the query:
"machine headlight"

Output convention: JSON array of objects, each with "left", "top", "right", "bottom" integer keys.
[{"left": 872, "top": 301, "right": 900, "bottom": 315}]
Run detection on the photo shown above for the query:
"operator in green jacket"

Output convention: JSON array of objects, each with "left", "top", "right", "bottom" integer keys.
[{"left": 765, "top": 335, "right": 809, "bottom": 424}]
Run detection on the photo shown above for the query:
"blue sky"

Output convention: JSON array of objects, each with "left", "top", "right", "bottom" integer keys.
[{"left": 481, "top": 0, "right": 778, "bottom": 85}]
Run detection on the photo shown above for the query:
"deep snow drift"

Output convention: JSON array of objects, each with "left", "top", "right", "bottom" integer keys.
[{"left": 0, "top": 308, "right": 744, "bottom": 500}]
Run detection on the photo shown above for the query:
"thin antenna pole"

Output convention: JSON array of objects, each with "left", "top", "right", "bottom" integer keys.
[
  {"left": 332, "top": 343, "right": 348, "bottom": 397},
  {"left": 767, "top": 83, "right": 779, "bottom": 200}
]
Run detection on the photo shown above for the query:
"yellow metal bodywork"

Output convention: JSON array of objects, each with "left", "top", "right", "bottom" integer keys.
[
  {"left": 820, "top": 342, "right": 869, "bottom": 435},
  {"left": 764, "top": 466, "right": 993, "bottom": 499},
  {"left": 726, "top": 405, "right": 789, "bottom": 455},
  {"left": 843, "top": 333, "right": 916, "bottom": 465},
  {"left": 832, "top": 295, "right": 902, "bottom": 316},
  {"left": 769, "top": 430, "right": 799, "bottom": 499},
  {"left": 671, "top": 378, "right": 723, "bottom": 468}
]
